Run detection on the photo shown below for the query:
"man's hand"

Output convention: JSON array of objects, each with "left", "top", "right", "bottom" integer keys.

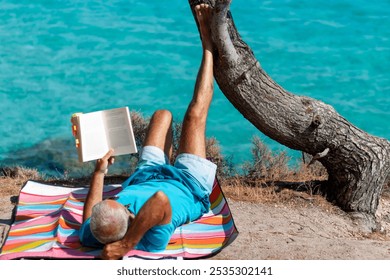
[
  {"left": 94, "top": 149, "right": 115, "bottom": 174},
  {"left": 101, "top": 239, "right": 130, "bottom": 260}
]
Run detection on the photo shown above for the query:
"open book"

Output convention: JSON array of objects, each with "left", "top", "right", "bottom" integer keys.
[{"left": 70, "top": 107, "right": 137, "bottom": 162}]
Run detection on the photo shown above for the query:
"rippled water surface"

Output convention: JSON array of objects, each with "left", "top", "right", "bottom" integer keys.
[{"left": 0, "top": 0, "right": 389, "bottom": 175}]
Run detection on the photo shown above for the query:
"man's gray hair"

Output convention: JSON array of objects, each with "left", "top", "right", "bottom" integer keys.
[{"left": 90, "top": 200, "right": 129, "bottom": 244}]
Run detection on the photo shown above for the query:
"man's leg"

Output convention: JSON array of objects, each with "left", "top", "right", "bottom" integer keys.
[
  {"left": 143, "top": 109, "right": 173, "bottom": 160},
  {"left": 121, "top": 110, "right": 172, "bottom": 187},
  {"left": 178, "top": 4, "right": 214, "bottom": 159}
]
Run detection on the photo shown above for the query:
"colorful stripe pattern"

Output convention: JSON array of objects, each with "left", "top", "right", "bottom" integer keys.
[{"left": 0, "top": 179, "right": 238, "bottom": 259}]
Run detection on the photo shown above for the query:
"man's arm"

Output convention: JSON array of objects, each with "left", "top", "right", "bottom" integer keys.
[
  {"left": 101, "top": 191, "right": 172, "bottom": 260},
  {"left": 82, "top": 149, "right": 115, "bottom": 222}
]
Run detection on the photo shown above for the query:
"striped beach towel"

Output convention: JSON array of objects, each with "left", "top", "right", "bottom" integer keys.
[{"left": 0, "top": 179, "right": 238, "bottom": 259}]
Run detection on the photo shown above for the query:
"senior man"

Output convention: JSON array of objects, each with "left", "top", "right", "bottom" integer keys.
[{"left": 79, "top": 4, "right": 217, "bottom": 260}]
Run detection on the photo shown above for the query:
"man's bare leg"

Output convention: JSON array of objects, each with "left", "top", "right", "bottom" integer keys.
[
  {"left": 178, "top": 4, "right": 214, "bottom": 159},
  {"left": 143, "top": 109, "right": 173, "bottom": 160}
]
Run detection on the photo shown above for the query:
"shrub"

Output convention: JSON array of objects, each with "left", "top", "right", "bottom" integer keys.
[{"left": 242, "top": 136, "right": 292, "bottom": 182}]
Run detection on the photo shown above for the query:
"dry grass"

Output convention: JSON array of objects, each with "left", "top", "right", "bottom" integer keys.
[
  {"left": 221, "top": 176, "right": 339, "bottom": 214},
  {"left": 359, "top": 231, "right": 390, "bottom": 241},
  {"left": 0, "top": 167, "right": 41, "bottom": 197}
]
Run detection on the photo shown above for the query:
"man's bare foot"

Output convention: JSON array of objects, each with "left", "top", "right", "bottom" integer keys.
[{"left": 195, "top": 4, "right": 213, "bottom": 51}]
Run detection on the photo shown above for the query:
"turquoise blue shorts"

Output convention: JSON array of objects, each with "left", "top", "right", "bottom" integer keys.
[{"left": 135, "top": 146, "right": 217, "bottom": 195}]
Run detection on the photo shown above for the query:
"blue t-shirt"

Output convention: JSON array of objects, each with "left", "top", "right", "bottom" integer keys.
[{"left": 79, "top": 164, "right": 210, "bottom": 252}]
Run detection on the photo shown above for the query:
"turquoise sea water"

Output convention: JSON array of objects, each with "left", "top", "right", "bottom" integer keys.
[{"left": 0, "top": 0, "right": 389, "bottom": 176}]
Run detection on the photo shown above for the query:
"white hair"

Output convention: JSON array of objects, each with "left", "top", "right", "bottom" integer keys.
[{"left": 90, "top": 200, "right": 129, "bottom": 244}]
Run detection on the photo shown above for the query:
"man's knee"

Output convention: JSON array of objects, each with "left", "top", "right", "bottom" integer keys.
[
  {"left": 184, "top": 105, "right": 207, "bottom": 126},
  {"left": 151, "top": 109, "right": 172, "bottom": 125}
]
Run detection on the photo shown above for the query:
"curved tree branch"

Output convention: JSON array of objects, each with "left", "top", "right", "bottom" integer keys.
[{"left": 189, "top": 0, "right": 390, "bottom": 231}]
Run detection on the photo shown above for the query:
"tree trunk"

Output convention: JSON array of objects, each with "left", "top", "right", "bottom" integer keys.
[{"left": 189, "top": 0, "right": 390, "bottom": 230}]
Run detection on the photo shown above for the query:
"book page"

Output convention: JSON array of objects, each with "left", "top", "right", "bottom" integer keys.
[
  {"left": 103, "top": 107, "right": 137, "bottom": 156},
  {"left": 78, "top": 112, "right": 109, "bottom": 162}
]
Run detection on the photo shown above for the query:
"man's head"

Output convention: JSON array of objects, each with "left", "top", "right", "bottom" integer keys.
[{"left": 90, "top": 200, "right": 130, "bottom": 244}]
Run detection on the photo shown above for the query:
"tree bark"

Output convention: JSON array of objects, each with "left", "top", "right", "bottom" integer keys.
[{"left": 189, "top": 0, "right": 390, "bottom": 230}]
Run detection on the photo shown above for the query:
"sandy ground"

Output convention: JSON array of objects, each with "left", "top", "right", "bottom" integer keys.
[
  {"left": 212, "top": 199, "right": 390, "bottom": 259},
  {"left": 1, "top": 180, "right": 390, "bottom": 260}
]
